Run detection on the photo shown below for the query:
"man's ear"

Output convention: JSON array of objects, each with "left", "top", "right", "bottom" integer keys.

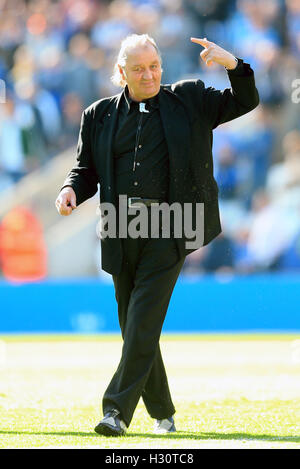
[{"left": 118, "top": 65, "right": 126, "bottom": 80}]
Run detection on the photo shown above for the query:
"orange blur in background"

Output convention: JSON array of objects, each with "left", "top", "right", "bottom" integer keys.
[{"left": 0, "top": 206, "right": 47, "bottom": 283}]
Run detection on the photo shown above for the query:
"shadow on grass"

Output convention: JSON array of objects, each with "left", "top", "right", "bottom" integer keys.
[{"left": 0, "top": 430, "right": 299, "bottom": 443}]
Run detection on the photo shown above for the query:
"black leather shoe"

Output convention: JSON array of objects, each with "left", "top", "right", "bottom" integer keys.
[{"left": 94, "top": 409, "right": 127, "bottom": 436}]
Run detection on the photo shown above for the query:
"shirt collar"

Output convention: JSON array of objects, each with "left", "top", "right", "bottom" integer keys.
[{"left": 124, "top": 86, "right": 159, "bottom": 114}]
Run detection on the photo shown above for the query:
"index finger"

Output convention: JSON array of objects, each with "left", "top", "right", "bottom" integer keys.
[{"left": 190, "top": 37, "right": 210, "bottom": 48}]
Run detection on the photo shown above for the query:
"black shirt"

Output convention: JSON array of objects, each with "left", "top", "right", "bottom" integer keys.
[{"left": 113, "top": 86, "right": 169, "bottom": 200}]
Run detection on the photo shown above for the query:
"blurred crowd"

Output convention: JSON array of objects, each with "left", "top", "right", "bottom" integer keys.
[{"left": 0, "top": 0, "right": 300, "bottom": 275}]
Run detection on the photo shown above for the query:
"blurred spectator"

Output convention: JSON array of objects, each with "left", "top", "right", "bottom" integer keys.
[
  {"left": 276, "top": 227, "right": 300, "bottom": 271},
  {"left": 286, "top": 0, "right": 300, "bottom": 59},
  {"left": 232, "top": 226, "right": 256, "bottom": 274},
  {"left": 226, "top": 0, "right": 283, "bottom": 64},
  {"left": 91, "top": 0, "right": 133, "bottom": 52},
  {"left": 245, "top": 189, "right": 300, "bottom": 270},
  {"left": 181, "top": 247, "right": 208, "bottom": 276},
  {"left": 266, "top": 129, "right": 300, "bottom": 199},
  {"left": 155, "top": 1, "right": 192, "bottom": 83},
  {"left": 182, "top": 231, "right": 235, "bottom": 275},
  {"left": 0, "top": 97, "right": 26, "bottom": 183},
  {"left": 201, "top": 232, "right": 235, "bottom": 274},
  {"left": 60, "top": 92, "right": 84, "bottom": 148},
  {"left": 215, "top": 143, "right": 239, "bottom": 200},
  {"left": 64, "top": 33, "right": 97, "bottom": 107},
  {"left": 228, "top": 105, "right": 275, "bottom": 201}
]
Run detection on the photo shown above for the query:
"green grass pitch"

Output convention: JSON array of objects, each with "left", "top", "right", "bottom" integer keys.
[{"left": 0, "top": 333, "right": 300, "bottom": 449}]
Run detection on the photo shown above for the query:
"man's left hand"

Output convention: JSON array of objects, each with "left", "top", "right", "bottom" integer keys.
[{"left": 191, "top": 37, "right": 237, "bottom": 70}]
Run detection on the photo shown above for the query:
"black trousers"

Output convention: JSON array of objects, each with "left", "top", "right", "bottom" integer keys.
[{"left": 102, "top": 234, "right": 185, "bottom": 428}]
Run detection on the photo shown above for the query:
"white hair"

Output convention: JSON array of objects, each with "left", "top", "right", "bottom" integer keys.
[{"left": 111, "top": 34, "right": 162, "bottom": 88}]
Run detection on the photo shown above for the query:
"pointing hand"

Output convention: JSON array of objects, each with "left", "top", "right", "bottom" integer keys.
[{"left": 190, "top": 37, "right": 238, "bottom": 70}]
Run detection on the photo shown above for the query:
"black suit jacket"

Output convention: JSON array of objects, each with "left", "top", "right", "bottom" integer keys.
[{"left": 61, "top": 60, "right": 259, "bottom": 275}]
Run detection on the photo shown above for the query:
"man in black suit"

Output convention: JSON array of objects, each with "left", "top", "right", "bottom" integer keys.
[{"left": 55, "top": 34, "right": 259, "bottom": 436}]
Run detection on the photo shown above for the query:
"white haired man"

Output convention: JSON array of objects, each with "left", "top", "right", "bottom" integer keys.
[{"left": 55, "top": 34, "right": 259, "bottom": 436}]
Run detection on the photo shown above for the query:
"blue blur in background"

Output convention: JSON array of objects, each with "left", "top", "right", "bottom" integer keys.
[{"left": 0, "top": 275, "right": 299, "bottom": 333}]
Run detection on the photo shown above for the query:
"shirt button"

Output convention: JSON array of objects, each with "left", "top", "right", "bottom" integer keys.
[
  {"left": 138, "top": 144, "right": 142, "bottom": 149},
  {"left": 136, "top": 162, "right": 140, "bottom": 166},
  {"left": 134, "top": 181, "right": 138, "bottom": 186}
]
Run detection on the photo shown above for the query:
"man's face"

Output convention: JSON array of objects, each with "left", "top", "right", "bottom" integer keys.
[{"left": 120, "top": 43, "right": 162, "bottom": 101}]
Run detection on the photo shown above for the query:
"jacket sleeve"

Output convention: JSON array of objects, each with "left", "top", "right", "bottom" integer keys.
[
  {"left": 196, "top": 59, "right": 260, "bottom": 129},
  {"left": 60, "top": 108, "right": 98, "bottom": 206}
]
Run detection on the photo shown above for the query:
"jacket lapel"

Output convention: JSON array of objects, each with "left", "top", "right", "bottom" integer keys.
[
  {"left": 158, "top": 86, "right": 191, "bottom": 201},
  {"left": 94, "top": 92, "right": 123, "bottom": 204}
]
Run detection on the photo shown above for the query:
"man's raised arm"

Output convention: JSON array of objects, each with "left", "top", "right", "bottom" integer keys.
[{"left": 190, "top": 37, "right": 260, "bottom": 128}]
